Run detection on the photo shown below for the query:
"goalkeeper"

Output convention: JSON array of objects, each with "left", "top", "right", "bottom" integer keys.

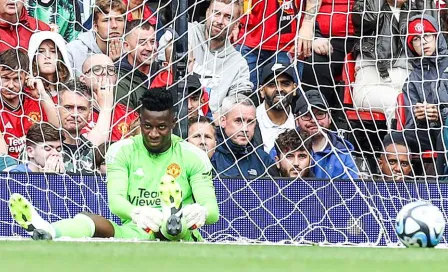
[{"left": 9, "top": 88, "right": 219, "bottom": 241}]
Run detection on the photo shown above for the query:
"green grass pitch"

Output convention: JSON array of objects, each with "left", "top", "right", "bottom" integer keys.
[{"left": 1, "top": 241, "right": 448, "bottom": 272}]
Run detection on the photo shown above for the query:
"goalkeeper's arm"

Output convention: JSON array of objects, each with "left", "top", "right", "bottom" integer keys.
[
  {"left": 105, "top": 142, "right": 135, "bottom": 220},
  {"left": 187, "top": 154, "right": 219, "bottom": 225}
]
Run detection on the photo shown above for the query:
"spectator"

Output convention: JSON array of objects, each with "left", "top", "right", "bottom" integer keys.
[
  {"left": 212, "top": 94, "right": 278, "bottom": 178},
  {"left": 130, "top": 118, "right": 141, "bottom": 136},
  {"left": 188, "top": 116, "right": 217, "bottom": 159},
  {"left": 27, "top": 0, "right": 81, "bottom": 42},
  {"left": 67, "top": 0, "right": 126, "bottom": 75},
  {"left": 256, "top": 62, "right": 297, "bottom": 156},
  {"left": 188, "top": 0, "right": 253, "bottom": 115},
  {"left": 0, "top": 0, "right": 50, "bottom": 52},
  {"left": 184, "top": 74, "right": 209, "bottom": 119},
  {"left": 376, "top": 133, "right": 413, "bottom": 181},
  {"left": 80, "top": 54, "right": 138, "bottom": 141},
  {"left": 403, "top": 15, "right": 447, "bottom": 153},
  {"left": 0, "top": 49, "right": 59, "bottom": 158},
  {"left": 8, "top": 123, "right": 64, "bottom": 173},
  {"left": 299, "top": 0, "right": 356, "bottom": 108},
  {"left": 116, "top": 20, "right": 159, "bottom": 110},
  {"left": 82, "top": 0, "right": 163, "bottom": 41},
  {"left": 58, "top": 79, "right": 113, "bottom": 173},
  {"left": 28, "top": 31, "right": 73, "bottom": 102},
  {"left": 235, "top": 0, "right": 296, "bottom": 88},
  {"left": 0, "top": 132, "right": 17, "bottom": 170},
  {"left": 274, "top": 129, "right": 314, "bottom": 178},
  {"left": 295, "top": 90, "right": 359, "bottom": 179},
  {"left": 93, "top": 141, "right": 113, "bottom": 174},
  {"left": 352, "top": 0, "right": 422, "bottom": 128}
]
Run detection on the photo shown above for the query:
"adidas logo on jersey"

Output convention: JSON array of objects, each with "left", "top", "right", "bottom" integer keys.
[{"left": 4, "top": 122, "right": 12, "bottom": 129}]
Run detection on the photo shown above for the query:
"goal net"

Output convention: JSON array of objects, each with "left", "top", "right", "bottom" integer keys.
[{"left": 0, "top": 0, "right": 447, "bottom": 246}]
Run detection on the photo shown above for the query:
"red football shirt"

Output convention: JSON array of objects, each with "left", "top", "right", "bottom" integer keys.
[
  {"left": 0, "top": 96, "right": 48, "bottom": 158},
  {"left": 82, "top": 103, "right": 138, "bottom": 142},
  {"left": 238, "top": 0, "right": 302, "bottom": 51}
]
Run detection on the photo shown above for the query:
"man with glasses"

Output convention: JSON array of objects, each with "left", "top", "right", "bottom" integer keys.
[
  {"left": 295, "top": 90, "right": 359, "bottom": 179},
  {"left": 116, "top": 20, "right": 159, "bottom": 110},
  {"left": 81, "top": 54, "right": 138, "bottom": 142},
  {"left": 256, "top": 62, "right": 297, "bottom": 158},
  {"left": 7, "top": 123, "right": 65, "bottom": 173}
]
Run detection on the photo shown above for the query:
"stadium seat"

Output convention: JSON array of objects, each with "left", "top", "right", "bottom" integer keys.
[
  {"left": 341, "top": 53, "right": 387, "bottom": 122},
  {"left": 338, "top": 53, "right": 388, "bottom": 174}
]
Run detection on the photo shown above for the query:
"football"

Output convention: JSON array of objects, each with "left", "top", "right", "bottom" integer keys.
[{"left": 395, "top": 201, "right": 446, "bottom": 248}]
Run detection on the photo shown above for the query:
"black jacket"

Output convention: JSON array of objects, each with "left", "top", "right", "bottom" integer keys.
[{"left": 352, "top": 0, "right": 423, "bottom": 78}]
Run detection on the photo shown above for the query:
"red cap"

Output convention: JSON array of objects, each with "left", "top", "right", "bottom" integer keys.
[{"left": 407, "top": 19, "right": 438, "bottom": 52}]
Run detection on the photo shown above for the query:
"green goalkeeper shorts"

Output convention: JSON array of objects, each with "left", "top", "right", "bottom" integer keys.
[{"left": 110, "top": 221, "right": 203, "bottom": 241}]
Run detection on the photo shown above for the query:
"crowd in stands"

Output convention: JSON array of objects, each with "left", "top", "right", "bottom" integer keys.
[{"left": 1, "top": 0, "right": 448, "bottom": 181}]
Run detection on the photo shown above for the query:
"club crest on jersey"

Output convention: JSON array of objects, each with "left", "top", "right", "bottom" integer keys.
[
  {"left": 117, "top": 122, "right": 130, "bottom": 135},
  {"left": 28, "top": 112, "right": 41, "bottom": 123},
  {"left": 167, "top": 163, "right": 181, "bottom": 178}
]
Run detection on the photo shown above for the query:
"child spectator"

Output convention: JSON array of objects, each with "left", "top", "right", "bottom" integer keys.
[
  {"left": 295, "top": 90, "right": 359, "bottom": 179},
  {"left": 28, "top": 31, "right": 73, "bottom": 102},
  {"left": 402, "top": 15, "right": 447, "bottom": 154},
  {"left": 8, "top": 123, "right": 64, "bottom": 173},
  {"left": 274, "top": 129, "right": 314, "bottom": 178},
  {"left": 0, "top": 49, "right": 59, "bottom": 158}
]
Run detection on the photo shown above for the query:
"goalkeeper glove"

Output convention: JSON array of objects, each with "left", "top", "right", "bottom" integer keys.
[
  {"left": 182, "top": 204, "right": 208, "bottom": 229},
  {"left": 131, "top": 207, "right": 164, "bottom": 232}
]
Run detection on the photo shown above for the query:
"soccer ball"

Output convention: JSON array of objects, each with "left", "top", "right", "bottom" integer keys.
[{"left": 395, "top": 201, "right": 446, "bottom": 248}]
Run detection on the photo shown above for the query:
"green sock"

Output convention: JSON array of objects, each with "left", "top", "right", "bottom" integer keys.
[{"left": 51, "top": 214, "right": 96, "bottom": 238}]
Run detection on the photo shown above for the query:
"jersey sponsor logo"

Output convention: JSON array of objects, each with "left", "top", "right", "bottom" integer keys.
[
  {"left": 117, "top": 122, "right": 130, "bottom": 135},
  {"left": 277, "top": 0, "right": 296, "bottom": 34},
  {"left": 7, "top": 136, "right": 25, "bottom": 154},
  {"left": 167, "top": 163, "right": 181, "bottom": 178},
  {"left": 128, "top": 188, "right": 161, "bottom": 206},
  {"left": 28, "top": 112, "right": 41, "bottom": 123}
]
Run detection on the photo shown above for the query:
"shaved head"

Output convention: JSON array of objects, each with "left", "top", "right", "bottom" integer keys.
[
  {"left": 82, "top": 54, "right": 114, "bottom": 73},
  {"left": 80, "top": 54, "right": 117, "bottom": 92}
]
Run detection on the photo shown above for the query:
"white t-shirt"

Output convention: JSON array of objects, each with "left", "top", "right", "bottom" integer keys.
[
  {"left": 389, "top": 5, "right": 400, "bottom": 21},
  {"left": 256, "top": 103, "right": 296, "bottom": 154}
]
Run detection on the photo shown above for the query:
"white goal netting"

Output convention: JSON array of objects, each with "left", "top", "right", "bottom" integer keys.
[{"left": 0, "top": 0, "right": 448, "bottom": 246}]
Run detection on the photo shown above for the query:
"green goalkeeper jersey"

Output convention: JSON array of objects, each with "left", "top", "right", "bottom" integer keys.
[{"left": 105, "top": 134, "right": 219, "bottom": 226}]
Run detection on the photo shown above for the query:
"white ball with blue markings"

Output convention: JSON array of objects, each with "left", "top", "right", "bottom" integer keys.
[{"left": 395, "top": 201, "right": 445, "bottom": 248}]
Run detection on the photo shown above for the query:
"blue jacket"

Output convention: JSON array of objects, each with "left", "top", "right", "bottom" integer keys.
[
  {"left": 211, "top": 129, "right": 278, "bottom": 178},
  {"left": 312, "top": 132, "right": 359, "bottom": 179},
  {"left": 404, "top": 14, "right": 448, "bottom": 131}
]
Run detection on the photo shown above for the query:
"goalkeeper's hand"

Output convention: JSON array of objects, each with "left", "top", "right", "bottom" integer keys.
[
  {"left": 183, "top": 204, "right": 208, "bottom": 229},
  {"left": 131, "top": 207, "right": 164, "bottom": 232}
]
